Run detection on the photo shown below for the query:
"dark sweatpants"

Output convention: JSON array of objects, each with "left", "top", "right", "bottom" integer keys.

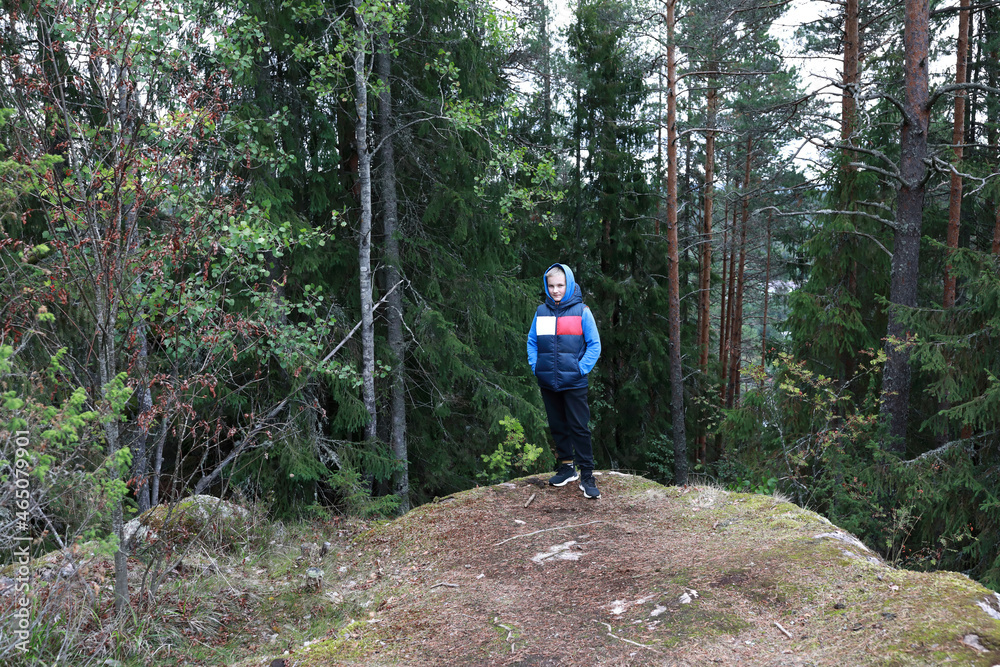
[{"left": 540, "top": 386, "right": 595, "bottom": 472}]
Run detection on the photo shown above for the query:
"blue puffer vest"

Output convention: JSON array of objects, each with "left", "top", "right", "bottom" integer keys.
[
  {"left": 529, "top": 264, "right": 600, "bottom": 392},
  {"left": 534, "top": 294, "right": 587, "bottom": 391}
]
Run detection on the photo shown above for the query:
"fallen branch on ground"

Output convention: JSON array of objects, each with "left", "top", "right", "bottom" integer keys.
[
  {"left": 494, "top": 521, "right": 603, "bottom": 546},
  {"left": 591, "top": 619, "right": 663, "bottom": 654}
]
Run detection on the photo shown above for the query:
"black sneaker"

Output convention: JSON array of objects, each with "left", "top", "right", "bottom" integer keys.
[
  {"left": 579, "top": 475, "right": 601, "bottom": 499},
  {"left": 548, "top": 463, "right": 579, "bottom": 487}
]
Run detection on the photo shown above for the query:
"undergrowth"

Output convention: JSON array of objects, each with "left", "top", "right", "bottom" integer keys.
[{"left": 0, "top": 507, "right": 372, "bottom": 667}]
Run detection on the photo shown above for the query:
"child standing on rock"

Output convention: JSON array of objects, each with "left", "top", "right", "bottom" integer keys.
[{"left": 526, "top": 264, "right": 602, "bottom": 499}]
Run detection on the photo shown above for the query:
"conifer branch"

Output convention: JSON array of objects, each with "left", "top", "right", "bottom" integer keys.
[
  {"left": 901, "top": 431, "right": 997, "bottom": 466},
  {"left": 192, "top": 280, "right": 405, "bottom": 495}
]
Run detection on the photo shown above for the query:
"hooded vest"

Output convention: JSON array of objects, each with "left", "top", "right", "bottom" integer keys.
[{"left": 528, "top": 263, "right": 601, "bottom": 392}]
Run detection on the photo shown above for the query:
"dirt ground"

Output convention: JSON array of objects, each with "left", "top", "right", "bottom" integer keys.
[{"left": 274, "top": 473, "right": 1000, "bottom": 667}]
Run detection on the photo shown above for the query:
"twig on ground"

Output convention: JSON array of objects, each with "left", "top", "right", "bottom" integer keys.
[
  {"left": 524, "top": 493, "right": 536, "bottom": 508},
  {"left": 494, "top": 521, "right": 603, "bottom": 546},
  {"left": 775, "top": 621, "right": 794, "bottom": 639},
  {"left": 429, "top": 582, "right": 459, "bottom": 589},
  {"left": 591, "top": 619, "right": 663, "bottom": 654}
]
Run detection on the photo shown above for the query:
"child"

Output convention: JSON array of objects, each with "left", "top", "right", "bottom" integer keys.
[{"left": 526, "top": 264, "right": 602, "bottom": 499}]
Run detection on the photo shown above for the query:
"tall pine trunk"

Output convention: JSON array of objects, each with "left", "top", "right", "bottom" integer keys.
[
  {"left": 761, "top": 213, "right": 771, "bottom": 369},
  {"left": 943, "top": 0, "right": 970, "bottom": 308},
  {"left": 840, "top": 0, "right": 860, "bottom": 385},
  {"left": 696, "top": 67, "right": 717, "bottom": 464},
  {"left": 719, "top": 204, "right": 729, "bottom": 374},
  {"left": 666, "top": 0, "right": 687, "bottom": 485},
  {"left": 992, "top": 10, "right": 1000, "bottom": 256},
  {"left": 377, "top": 35, "right": 408, "bottom": 512},
  {"left": 880, "top": 0, "right": 930, "bottom": 450},
  {"left": 727, "top": 141, "right": 752, "bottom": 408},
  {"left": 721, "top": 200, "right": 737, "bottom": 403},
  {"left": 843, "top": 0, "right": 859, "bottom": 155}
]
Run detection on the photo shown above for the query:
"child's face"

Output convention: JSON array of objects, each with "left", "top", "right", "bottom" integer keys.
[{"left": 546, "top": 272, "right": 567, "bottom": 303}]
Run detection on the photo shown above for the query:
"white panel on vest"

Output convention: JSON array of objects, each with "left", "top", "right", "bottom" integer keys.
[{"left": 536, "top": 316, "right": 556, "bottom": 336}]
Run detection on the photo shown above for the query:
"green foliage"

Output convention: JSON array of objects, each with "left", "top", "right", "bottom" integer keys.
[
  {"left": 902, "top": 247, "right": 1000, "bottom": 435},
  {"left": 561, "top": 0, "right": 665, "bottom": 471},
  {"left": 0, "top": 345, "right": 134, "bottom": 561},
  {"left": 326, "top": 442, "right": 401, "bottom": 518},
  {"left": 642, "top": 434, "right": 675, "bottom": 486},
  {"left": 478, "top": 416, "right": 544, "bottom": 485}
]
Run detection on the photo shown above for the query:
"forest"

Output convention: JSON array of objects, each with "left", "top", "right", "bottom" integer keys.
[{"left": 2, "top": 0, "right": 1000, "bottom": 649}]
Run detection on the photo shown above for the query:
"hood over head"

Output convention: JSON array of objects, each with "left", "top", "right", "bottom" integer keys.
[{"left": 543, "top": 263, "right": 582, "bottom": 308}]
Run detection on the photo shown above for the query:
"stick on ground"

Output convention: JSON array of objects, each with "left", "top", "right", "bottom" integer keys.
[{"left": 494, "top": 520, "right": 603, "bottom": 546}]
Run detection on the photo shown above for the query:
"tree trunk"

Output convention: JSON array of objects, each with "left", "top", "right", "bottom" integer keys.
[
  {"left": 843, "top": 0, "right": 859, "bottom": 157},
  {"left": 575, "top": 85, "right": 583, "bottom": 244},
  {"left": 761, "top": 212, "right": 771, "bottom": 370},
  {"left": 718, "top": 199, "right": 729, "bottom": 370},
  {"left": 699, "top": 73, "right": 716, "bottom": 379},
  {"left": 377, "top": 35, "right": 409, "bottom": 512},
  {"left": 127, "top": 214, "right": 153, "bottom": 513},
  {"left": 93, "top": 211, "right": 129, "bottom": 616},
  {"left": 540, "top": 0, "right": 552, "bottom": 142},
  {"left": 656, "top": 68, "right": 663, "bottom": 237},
  {"left": 665, "top": 0, "right": 687, "bottom": 485},
  {"left": 353, "top": 0, "right": 377, "bottom": 442},
  {"left": 994, "top": 205, "right": 1000, "bottom": 255},
  {"left": 132, "top": 327, "right": 153, "bottom": 513},
  {"left": 728, "top": 212, "right": 747, "bottom": 407},
  {"left": 967, "top": 8, "right": 979, "bottom": 149},
  {"left": 991, "top": 9, "right": 999, "bottom": 255},
  {"left": 727, "top": 141, "right": 752, "bottom": 408},
  {"left": 150, "top": 415, "right": 169, "bottom": 507},
  {"left": 840, "top": 0, "right": 860, "bottom": 385},
  {"left": 696, "top": 69, "right": 717, "bottom": 464},
  {"left": 880, "top": 0, "right": 930, "bottom": 451},
  {"left": 721, "top": 200, "right": 737, "bottom": 402},
  {"left": 943, "top": 0, "right": 970, "bottom": 309}
]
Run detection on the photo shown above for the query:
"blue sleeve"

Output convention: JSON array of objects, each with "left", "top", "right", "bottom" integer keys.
[
  {"left": 578, "top": 307, "right": 601, "bottom": 375},
  {"left": 527, "top": 314, "right": 538, "bottom": 373}
]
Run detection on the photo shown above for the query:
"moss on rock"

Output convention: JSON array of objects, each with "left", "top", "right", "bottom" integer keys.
[{"left": 123, "top": 494, "right": 250, "bottom": 551}]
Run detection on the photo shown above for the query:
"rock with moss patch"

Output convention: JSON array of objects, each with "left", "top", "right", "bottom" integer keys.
[{"left": 123, "top": 495, "right": 250, "bottom": 552}]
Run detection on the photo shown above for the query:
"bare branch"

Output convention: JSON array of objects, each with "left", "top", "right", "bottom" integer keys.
[
  {"left": 494, "top": 520, "right": 603, "bottom": 546},
  {"left": 851, "top": 162, "right": 904, "bottom": 183},
  {"left": 856, "top": 90, "right": 906, "bottom": 116},
  {"left": 761, "top": 206, "right": 897, "bottom": 235},
  {"left": 928, "top": 82, "right": 1000, "bottom": 110},
  {"left": 931, "top": 0, "right": 1000, "bottom": 16}
]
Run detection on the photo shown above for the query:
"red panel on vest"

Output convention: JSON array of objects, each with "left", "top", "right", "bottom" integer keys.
[{"left": 556, "top": 316, "right": 583, "bottom": 336}]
